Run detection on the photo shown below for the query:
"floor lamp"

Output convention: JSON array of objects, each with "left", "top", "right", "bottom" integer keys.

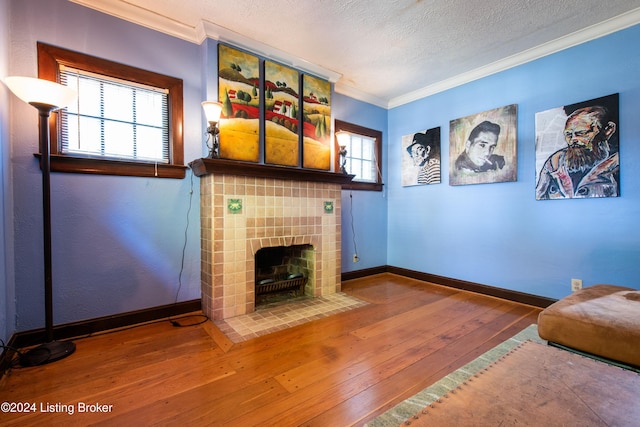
[{"left": 5, "top": 76, "right": 77, "bottom": 366}]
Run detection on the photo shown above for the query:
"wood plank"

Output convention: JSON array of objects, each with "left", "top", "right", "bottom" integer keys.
[
  {"left": 275, "top": 296, "right": 508, "bottom": 393},
  {"left": 202, "top": 319, "right": 234, "bottom": 353}
]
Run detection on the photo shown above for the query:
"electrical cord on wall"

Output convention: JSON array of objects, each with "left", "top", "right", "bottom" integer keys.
[
  {"left": 348, "top": 139, "right": 384, "bottom": 264},
  {"left": 350, "top": 191, "right": 359, "bottom": 262},
  {"left": 174, "top": 169, "right": 193, "bottom": 304},
  {"left": 170, "top": 169, "right": 208, "bottom": 327}
]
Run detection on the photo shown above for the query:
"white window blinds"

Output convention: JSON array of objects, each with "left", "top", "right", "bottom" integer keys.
[{"left": 59, "top": 66, "right": 170, "bottom": 163}]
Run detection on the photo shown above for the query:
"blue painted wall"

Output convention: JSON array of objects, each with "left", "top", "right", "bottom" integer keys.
[
  {"left": 333, "top": 93, "right": 388, "bottom": 273},
  {"left": 387, "top": 25, "right": 640, "bottom": 300},
  {"left": 6, "top": 0, "right": 204, "bottom": 331}
]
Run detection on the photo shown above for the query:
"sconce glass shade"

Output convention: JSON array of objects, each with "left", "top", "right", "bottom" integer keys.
[
  {"left": 335, "top": 130, "right": 350, "bottom": 147},
  {"left": 201, "top": 101, "right": 223, "bottom": 124},
  {"left": 5, "top": 76, "right": 76, "bottom": 110}
]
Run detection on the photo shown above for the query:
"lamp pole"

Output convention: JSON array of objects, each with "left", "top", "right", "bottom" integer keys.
[
  {"left": 18, "top": 102, "right": 77, "bottom": 366},
  {"left": 35, "top": 103, "right": 55, "bottom": 343},
  {"left": 5, "top": 77, "right": 77, "bottom": 366}
]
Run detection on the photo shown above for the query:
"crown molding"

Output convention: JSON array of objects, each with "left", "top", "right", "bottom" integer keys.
[
  {"left": 69, "top": 0, "right": 197, "bottom": 42},
  {"left": 388, "top": 7, "right": 640, "bottom": 108},
  {"left": 333, "top": 81, "right": 388, "bottom": 109}
]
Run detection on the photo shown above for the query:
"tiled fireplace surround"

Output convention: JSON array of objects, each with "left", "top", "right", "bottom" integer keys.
[{"left": 196, "top": 161, "right": 347, "bottom": 320}]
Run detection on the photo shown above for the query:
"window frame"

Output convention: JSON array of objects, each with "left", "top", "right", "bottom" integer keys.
[
  {"left": 334, "top": 119, "right": 383, "bottom": 191},
  {"left": 37, "top": 42, "right": 185, "bottom": 179}
]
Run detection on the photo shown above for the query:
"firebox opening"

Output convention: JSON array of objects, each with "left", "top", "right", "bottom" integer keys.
[{"left": 255, "top": 244, "right": 313, "bottom": 307}]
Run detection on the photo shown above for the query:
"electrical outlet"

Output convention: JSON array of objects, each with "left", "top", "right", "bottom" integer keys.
[
  {"left": 353, "top": 254, "right": 359, "bottom": 263},
  {"left": 571, "top": 278, "right": 582, "bottom": 292}
]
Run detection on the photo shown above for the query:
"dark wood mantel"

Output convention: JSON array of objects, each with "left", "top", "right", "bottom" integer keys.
[{"left": 189, "top": 158, "right": 355, "bottom": 184}]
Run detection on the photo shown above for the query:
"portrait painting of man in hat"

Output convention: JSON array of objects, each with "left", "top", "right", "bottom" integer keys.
[{"left": 402, "top": 127, "right": 441, "bottom": 186}]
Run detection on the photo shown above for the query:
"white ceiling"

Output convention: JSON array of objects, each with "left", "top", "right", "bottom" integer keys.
[{"left": 71, "top": 0, "right": 640, "bottom": 108}]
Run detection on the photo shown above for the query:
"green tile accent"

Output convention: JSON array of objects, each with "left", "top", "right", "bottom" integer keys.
[
  {"left": 228, "top": 198, "right": 242, "bottom": 214},
  {"left": 324, "top": 201, "right": 334, "bottom": 214}
]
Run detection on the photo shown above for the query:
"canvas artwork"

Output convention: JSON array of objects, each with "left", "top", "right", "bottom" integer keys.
[
  {"left": 535, "top": 93, "right": 619, "bottom": 200},
  {"left": 449, "top": 104, "right": 518, "bottom": 186},
  {"left": 302, "top": 74, "right": 331, "bottom": 170},
  {"left": 264, "top": 60, "right": 300, "bottom": 167},
  {"left": 218, "top": 44, "right": 260, "bottom": 162},
  {"left": 402, "top": 127, "right": 441, "bottom": 186}
]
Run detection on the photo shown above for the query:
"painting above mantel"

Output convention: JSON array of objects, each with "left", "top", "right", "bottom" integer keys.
[{"left": 216, "top": 43, "right": 333, "bottom": 171}]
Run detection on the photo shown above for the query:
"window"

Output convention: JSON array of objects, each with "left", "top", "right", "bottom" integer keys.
[
  {"left": 334, "top": 119, "right": 383, "bottom": 191},
  {"left": 342, "top": 133, "right": 377, "bottom": 183},
  {"left": 60, "top": 67, "right": 169, "bottom": 163},
  {"left": 37, "top": 42, "right": 185, "bottom": 178}
]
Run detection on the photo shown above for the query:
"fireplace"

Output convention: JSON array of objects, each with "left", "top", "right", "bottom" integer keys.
[
  {"left": 193, "top": 158, "right": 352, "bottom": 320},
  {"left": 255, "top": 244, "right": 313, "bottom": 302}
]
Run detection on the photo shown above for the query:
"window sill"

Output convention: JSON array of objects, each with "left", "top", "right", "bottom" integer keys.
[
  {"left": 36, "top": 154, "right": 187, "bottom": 179},
  {"left": 342, "top": 181, "right": 384, "bottom": 191}
]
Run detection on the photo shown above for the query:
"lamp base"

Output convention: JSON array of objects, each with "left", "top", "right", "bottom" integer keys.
[{"left": 19, "top": 340, "right": 76, "bottom": 367}]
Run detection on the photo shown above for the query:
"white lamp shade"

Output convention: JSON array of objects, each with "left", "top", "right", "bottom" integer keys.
[
  {"left": 335, "top": 130, "right": 350, "bottom": 147},
  {"left": 201, "top": 101, "right": 223, "bottom": 123},
  {"left": 5, "top": 76, "right": 76, "bottom": 109}
]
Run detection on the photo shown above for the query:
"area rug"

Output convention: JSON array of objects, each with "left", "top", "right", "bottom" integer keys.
[
  {"left": 396, "top": 340, "right": 640, "bottom": 426},
  {"left": 366, "top": 324, "right": 640, "bottom": 426},
  {"left": 365, "top": 324, "right": 543, "bottom": 426},
  {"left": 213, "top": 292, "right": 368, "bottom": 343}
]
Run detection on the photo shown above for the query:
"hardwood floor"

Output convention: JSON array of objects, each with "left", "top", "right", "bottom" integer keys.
[{"left": 0, "top": 273, "right": 541, "bottom": 426}]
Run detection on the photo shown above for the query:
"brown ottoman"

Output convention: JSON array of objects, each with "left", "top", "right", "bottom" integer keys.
[{"left": 538, "top": 284, "right": 640, "bottom": 367}]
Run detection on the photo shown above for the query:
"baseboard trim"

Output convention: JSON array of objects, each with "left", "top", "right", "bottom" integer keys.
[
  {"left": 343, "top": 265, "right": 556, "bottom": 308},
  {"left": 1, "top": 299, "right": 201, "bottom": 375},
  {"left": 341, "top": 266, "right": 388, "bottom": 281}
]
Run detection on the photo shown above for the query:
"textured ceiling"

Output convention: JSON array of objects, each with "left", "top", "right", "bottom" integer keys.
[{"left": 72, "top": 0, "right": 640, "bottom": 107}]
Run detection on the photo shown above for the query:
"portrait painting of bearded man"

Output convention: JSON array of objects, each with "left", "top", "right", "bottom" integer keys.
[{"left": 535, "top": 94, "right": 619, "bottom": 200}]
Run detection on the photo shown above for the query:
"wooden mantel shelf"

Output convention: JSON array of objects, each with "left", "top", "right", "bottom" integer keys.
[{"left": 189, "top": 158, "right": 355, "bottom": 184}]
